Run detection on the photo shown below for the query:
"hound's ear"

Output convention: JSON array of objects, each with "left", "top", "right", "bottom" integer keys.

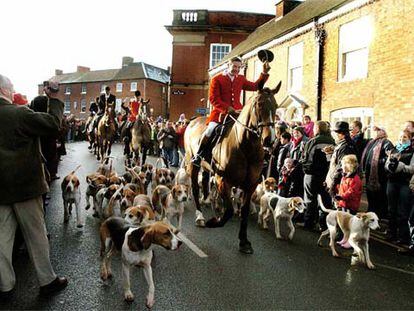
[
  {"left": 271, "top": 81, "right": 282, "bottom": 95},
  {"left": 172, "top": 186, "right": 177, "bottom": 199},
  {"left": 356, "top": 212, "right": 365, "bottom": 219},
  {"left": 169, "top": 171, "right": 175, "bottom": 180},
  {"left": 128, "top": 228, "right": 145, "bottom": 252},
  {"left": 141, "top": 228, "right": 153, "bottom": 250},
  {"left": 75, "top": 179, "right": 80, "bottom": 188},
  {"left": 288, "top": 199, "right": 296, "bottom": 211}
]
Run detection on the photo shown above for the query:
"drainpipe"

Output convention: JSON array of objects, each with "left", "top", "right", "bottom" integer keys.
[
  {"left": 242, "top": 63, "right": 248, "bottom": 105},
  {"left": 314, "top": 20, "right": 326, "bottom": 121}
]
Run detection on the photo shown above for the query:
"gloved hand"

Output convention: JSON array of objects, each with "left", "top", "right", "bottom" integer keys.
[{"left": 334, "top": 195, "right": 343, "bottom": 201}]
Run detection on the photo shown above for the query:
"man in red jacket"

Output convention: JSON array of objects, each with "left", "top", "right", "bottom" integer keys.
[{"left": 192, "top": 56, "right": 270, "bottom": 166}]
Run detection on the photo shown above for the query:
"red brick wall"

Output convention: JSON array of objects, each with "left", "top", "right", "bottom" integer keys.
[{"left": 169, "top": 11, "right": 273, "bottom": 121}]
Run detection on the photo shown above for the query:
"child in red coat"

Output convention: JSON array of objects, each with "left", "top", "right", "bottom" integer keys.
[{"left": 335, "top": 154, "right": 363, "bottom": 248}]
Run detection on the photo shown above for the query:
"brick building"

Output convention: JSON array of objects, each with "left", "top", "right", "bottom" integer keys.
[
  {"left": 40, "top": 57, "right": 170, "bottom": 119},
  {"left": 165, "top": 9, "right": 274, "bottom": 120},
  {"left": 211, "top": 0, "right": 414, "bottom": 141}
]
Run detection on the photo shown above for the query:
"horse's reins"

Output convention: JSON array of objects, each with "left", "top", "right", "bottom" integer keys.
[{"left": 227, "top": 99, "right": 276, "bottom": 140}]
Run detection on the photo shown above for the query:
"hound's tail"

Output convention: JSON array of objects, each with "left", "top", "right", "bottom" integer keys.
[
  {"left": 317, "top": 195, "right": 336, "bottom": 213},
  {"left": 71, "top": 165, "right": 82, "bottom": 175}
]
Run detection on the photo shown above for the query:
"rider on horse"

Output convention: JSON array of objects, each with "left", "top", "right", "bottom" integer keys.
[
  {"left": 121, "top": 90, "right": 150, "bottom": 156},
  {"left": 94, "top": 86, "right": 117, "bottom": 131},
  {"left": 191, "top": 56, "right": 271, "bottom": 167}
]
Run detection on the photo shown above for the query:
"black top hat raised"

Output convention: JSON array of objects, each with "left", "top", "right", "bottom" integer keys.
[{"left": 258, "top": 49, "right": 274, "bottom": 63}]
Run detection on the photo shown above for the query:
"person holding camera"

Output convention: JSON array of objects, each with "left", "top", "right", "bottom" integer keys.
[{"left": 0, "top": 75, "right": 68, "bottom": 299}]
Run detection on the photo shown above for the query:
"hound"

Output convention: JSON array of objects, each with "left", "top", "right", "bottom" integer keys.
[{"left": 99, "top": 218, "right": 182, "bottom": 308}]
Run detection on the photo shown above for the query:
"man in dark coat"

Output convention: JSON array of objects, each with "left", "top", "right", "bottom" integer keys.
[
  {"left": 300, "top": 121, "right": 335, "bottom": 231},
  {"left": 97, "top": 86, "right": 117, "bottom": 130},
  {"left": 0, "top": 75, "right": 67, "bottom": 298}
]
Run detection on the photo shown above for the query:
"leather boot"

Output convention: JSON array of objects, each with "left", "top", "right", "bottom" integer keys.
[{"left": 191, "top": 133, "right": 212, "bottom": 167}]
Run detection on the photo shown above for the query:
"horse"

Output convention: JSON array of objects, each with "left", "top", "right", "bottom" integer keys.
[
  {"left": 97, "top": 107, "right": 116, "bottom": 161},
  {"left": 184, "top": 82, "right": 281, "bottom": 254},
  {"left": 86, "top": 114, "right": 99, "bottom": 156},
  {"left": 130, "top": 118, "right": 152, "bottom": 166}
]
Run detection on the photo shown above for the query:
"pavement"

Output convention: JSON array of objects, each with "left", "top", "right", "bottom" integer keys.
[{"left": 1, "top": 142, "right": 414, "bottom": 310}]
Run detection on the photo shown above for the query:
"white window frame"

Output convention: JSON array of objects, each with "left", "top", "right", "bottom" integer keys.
[
  {"left": 115, "top": 98, "right": 122, "bottom": 113},
  {"left": 116, "top": 82, "right": 123, "bottom": 93},
  {"left": 65, "top": 85, "right": 71, "bottom": 95},
  {"left": 64, "top": 100, "right": 71, "bottom": 113},
  {"left": 338, "top": 16, "right": 372, "bottom": 82},
  {"left": 287, "top": 42, "right": 303, "bottom": 92},
  {"left": 209, "top": 43, "right": 232, "bottom": 68},
  {"left": 130, "top": 82, "right": 137, "bottom": 91},
  {"left": 80, "top": 99, "right": 87, "bottom": 113},
  {"left": 330, "top": 107, "right": 374, "bottom": 138},
  {"left": 81, "top": 83, "right": 87, "bottom": 94}
]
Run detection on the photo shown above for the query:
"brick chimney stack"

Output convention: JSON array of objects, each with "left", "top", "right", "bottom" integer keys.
[
  {"left": 275, "top": 0, "right": 303, "bottom": 19},
  {"left": 77, "top": 66, "right": 90, "bottom": 73},
  {"left": 122, "top": 56, "right": 134, "bottom": 67},
  {"left": 55, "top": 69, "right": 63, "bottom": 75}
]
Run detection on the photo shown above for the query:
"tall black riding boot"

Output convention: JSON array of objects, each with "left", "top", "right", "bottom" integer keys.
[{"left": 191, "top": 133, "right": 212, "bottom": 167}]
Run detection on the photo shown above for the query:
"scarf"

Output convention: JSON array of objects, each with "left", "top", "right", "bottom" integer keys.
[
  {"left": 291, "top": 136, "right": 302, "bottom": 148},
  {"left": 361, "top": 138, "right": 384, "bottom": 192}
]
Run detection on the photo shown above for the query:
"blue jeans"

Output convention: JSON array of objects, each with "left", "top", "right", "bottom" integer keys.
[
  {"left": 387, "top": 180, "right": 413, "bottom": 242},
  {"left": 171, "top": 147, "right": 179, "bottom": 167},
  {"left": 161, "top": 148, "right": 174, "bottom": 167}
]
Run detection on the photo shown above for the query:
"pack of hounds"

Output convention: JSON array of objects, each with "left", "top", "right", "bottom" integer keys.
[{"left": 61, "top": 159, "right": 379, "bottom": 308}]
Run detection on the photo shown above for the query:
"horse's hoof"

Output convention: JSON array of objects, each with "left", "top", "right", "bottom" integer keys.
[
  {"left": 195, "top": 219, "right": 205, "bottom": 227},
  {"left": 239, "top": 242, "right": 254, "bottom": 254},
  {"left": 205, "top": 217, "right": 220, "bottom": 228}
]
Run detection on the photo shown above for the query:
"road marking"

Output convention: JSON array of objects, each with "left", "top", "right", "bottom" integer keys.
[
  {"left": 376, "top": 263, "right": 414, "bottom": 276},
  {"left": 177, "top": 232, "right": 208, "bottom": 258}
]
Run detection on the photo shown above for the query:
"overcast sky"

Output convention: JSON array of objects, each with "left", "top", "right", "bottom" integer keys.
[{"left": 2, "top": 0, "right": 274, "bottom": 99}]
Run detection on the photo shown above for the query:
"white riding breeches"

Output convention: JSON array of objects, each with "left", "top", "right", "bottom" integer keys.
[{"left": 205, "top": 121, "right": 219, "bottom": 138}]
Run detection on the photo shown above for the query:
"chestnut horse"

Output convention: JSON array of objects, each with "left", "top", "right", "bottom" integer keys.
[
  {"left": 97, "top": 107, "right": 116, "bottom": 161},
  {"left": 184, "top": 83, "right": 281, "bottom": 254}
]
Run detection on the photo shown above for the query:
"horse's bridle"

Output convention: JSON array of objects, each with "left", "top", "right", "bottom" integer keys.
[{"left": 229, "top": 98, "right": 276, "bottom": 143}]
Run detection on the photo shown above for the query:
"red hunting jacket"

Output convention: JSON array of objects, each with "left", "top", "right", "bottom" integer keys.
[
  {"left": 207, "top": 72, "right": 269, "bottom": 124},
  {"left": 337, "top": 173, "right": 362, "bottom": 212}
]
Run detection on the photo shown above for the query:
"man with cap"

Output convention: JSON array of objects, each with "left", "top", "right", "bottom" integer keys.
[
  {"left": 0, "top": 75, "right": 68, "bottom": 298},
  {"left": 191, "top": 56, "right": 270, "bottom": 167},
  {"left": 325, "top": 121, "right": 356, "bottom": 195}
]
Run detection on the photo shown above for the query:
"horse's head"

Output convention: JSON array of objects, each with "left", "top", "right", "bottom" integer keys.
[{"left": 251, "top": 81, "right": 282, "bottom": 148}]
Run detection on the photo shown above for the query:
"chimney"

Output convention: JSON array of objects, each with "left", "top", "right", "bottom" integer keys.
[
  {"left": 55, "top": 69, "right": 63, "bottom": 75},
  {"left": 77, "top": 66, "right": 90, "bottom": 73},
  {"left": 275, "top": 0, "right": 303, "bottom": 19},
  {"left": 122, "top": 56, "right": 134, "bottom": 67}
]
